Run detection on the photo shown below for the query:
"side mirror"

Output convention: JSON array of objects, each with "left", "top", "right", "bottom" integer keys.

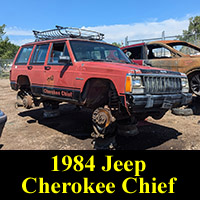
[{"left": 58, "top": 56, "right": 71, "bottom": 64}]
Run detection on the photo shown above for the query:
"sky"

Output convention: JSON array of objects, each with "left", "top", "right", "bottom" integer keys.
[{"left": 1, "top": 0, "right": 200, "bottom": 45}]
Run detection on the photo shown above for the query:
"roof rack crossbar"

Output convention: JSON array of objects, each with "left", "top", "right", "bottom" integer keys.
[{"left": 33, "top": 26, "right": 104, "bottom": 41}]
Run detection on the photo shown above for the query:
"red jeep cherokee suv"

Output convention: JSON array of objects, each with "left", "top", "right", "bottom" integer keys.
[{"left": 10, "top": 26, "right": 192, "bottom": 148}]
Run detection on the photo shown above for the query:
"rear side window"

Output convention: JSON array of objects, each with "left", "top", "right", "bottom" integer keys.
[
  {"left": 124, "top": 46, "right": 143, "bottom": 60},
  {"left": 15, "top": 46, "right": 33, "bottom": 64},
  {"left": 31, "top": 44, "right": 49, "bottom": 64}
]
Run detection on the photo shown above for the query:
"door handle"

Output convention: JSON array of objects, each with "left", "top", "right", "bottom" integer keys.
[
  {"left": 27, "top": 66, "right": 33, "bottom": 70},
  {"left": 44, "top": 66, "right": 51, "bottom": 70}
]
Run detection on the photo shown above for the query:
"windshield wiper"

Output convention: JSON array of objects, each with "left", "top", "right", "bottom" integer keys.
[
  {"left": 92, "top": 59, "right": 112, "bottom": 62},
  {"left": 82, "top": 58, "right": 114, "bottom": 62},
  {"left": 81, "top": 58, "right": 131, "bottom": 64}
]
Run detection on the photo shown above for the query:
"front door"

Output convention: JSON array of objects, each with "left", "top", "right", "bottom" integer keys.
[
  {"left": 43, "top": 42, "right": 75, "bottom": 100},
  {"left": 146, "top": 44, "right": 178, "bottom": 71}
]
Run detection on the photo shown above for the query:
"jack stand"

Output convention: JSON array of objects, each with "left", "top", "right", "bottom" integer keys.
[
  {"left": 43, "top": 109, "right": 60, "bottom": 118},
  {"left": 43, "top": 101, "right": 60, "bottom": 118}
]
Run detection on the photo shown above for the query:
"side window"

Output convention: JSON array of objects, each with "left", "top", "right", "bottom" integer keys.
[
  {"left": 31, "top": 44, "right": 49, "bottom": 64},
  {"left": 15, "top": 46, "right": 33, "bottom": 65},
  {"left": 48, "top": 42, "right": 69, "bottom": 64},
  {"left": 147, "top": 45, "right": 172, "bottom": 59},
  {"left": 91, "top": 51, "right": 101, "bottom": 60},
  {"left": 105, "top": 50, "right": 120, "bottom": 61},
  {"left": 124, "top": 46, "right": 143, "bottom": 60}
]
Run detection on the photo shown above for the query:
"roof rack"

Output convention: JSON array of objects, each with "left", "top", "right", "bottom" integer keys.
[{"left": 33, "top": 25, "right": 104, "bottom": 41}]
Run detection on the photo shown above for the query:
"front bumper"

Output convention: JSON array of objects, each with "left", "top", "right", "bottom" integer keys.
[
  {"left": 127, "top": 93, "right": 192, "bottom": 110},
  {"left": 0, "top": 111, "right": 7, "bottom": 138}
]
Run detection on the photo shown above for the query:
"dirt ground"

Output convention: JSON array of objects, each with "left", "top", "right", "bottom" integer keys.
[{"left": 0, "top": 78, "right": 200, "bottom": 150}]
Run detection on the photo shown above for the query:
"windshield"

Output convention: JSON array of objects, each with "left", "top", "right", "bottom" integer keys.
[
  {"left": 169, "top": 42, "right": 200, "bottom": 56},
  {"left": 70, "top": 40, "right": 131, "bottom": 64}
]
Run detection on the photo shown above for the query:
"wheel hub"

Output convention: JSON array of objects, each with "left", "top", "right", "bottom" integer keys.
[
  {"left": 92, "top": 107, "right": 112, "bottom": 129},
  {"left": 23, "top": 95, "right": 33, "bottom": 109}
]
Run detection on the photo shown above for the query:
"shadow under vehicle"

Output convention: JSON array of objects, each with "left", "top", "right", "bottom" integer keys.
[{"left": 18, "top": 104, "right": 182, "bottom": 150}]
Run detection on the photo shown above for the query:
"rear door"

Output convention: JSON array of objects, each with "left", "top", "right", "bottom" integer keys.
[{"left": 28, "top": 43, "right": 49, "bottom": 95}]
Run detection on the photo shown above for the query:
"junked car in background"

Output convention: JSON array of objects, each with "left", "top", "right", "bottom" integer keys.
[{"left": 121, "top": 40, "right": 200, "bottom": 97}]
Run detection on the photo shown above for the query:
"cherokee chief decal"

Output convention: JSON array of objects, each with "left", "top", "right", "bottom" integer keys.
[{"left": 43, "top": 88, "right": 73, "bottom": 98}]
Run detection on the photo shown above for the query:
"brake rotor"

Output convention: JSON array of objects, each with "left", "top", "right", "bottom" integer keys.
[
  {"left": 23, "top": 95, "right": 33, "bottom": 109},
  {"left": 93, "top": 108, "right": 111, "bottom": 127},
  {"left": 92, "top": 107, "right": 115, "bottom": 136}
]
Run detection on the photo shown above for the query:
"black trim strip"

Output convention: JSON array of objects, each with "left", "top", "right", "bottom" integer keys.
[
  {"left": 32, "top": 83, "right": 81, "bottom": 90},
  {"left": 41, "top": 93, "right": 79, "bottom": 102},
  {"left": 31, "top": 85, "right": 81, "bottom": 102},
  {"left": 140, "top": 68, "right": 181, "bottom": 76}
]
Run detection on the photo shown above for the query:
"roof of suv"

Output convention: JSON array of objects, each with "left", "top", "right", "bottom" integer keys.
[{"left": 22, "top": 37, "right": 109, "bottom": 47}]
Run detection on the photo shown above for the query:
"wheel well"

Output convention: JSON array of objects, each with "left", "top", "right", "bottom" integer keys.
[
  {"left": 17, "top": 75, "right": 30, "bottom": 89},
  {"left": 81, "top": 78, "right": 117, "bottom": 108},
  {"left": 186, "top": 68, "right": 200, "bottom": 77},
  {"left": 187, "top": 70, "right": 200, "bottom": 81}
]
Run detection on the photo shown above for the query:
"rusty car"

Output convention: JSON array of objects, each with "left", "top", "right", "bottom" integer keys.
[{"left": 121, "top": 40, "right": 200, "bottom": 96}]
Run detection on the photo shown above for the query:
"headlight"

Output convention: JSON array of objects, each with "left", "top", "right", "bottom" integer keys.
[
  {"left": 132, "top": 76, "right": 143, "bottom": 88},
  {"left": 181, "top": 77, "right": 189, "bottom": 93},
  {"left": 125, "top": 75, "right": 145, "bottom": 94}
]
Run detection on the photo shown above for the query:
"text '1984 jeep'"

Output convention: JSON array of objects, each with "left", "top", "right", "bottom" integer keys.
[{"left": 10, "top": 26, "right": 192, "bottom": 149}]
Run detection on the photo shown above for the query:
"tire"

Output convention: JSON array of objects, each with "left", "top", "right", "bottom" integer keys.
[
  {"left": 188, "top": 71, "right": 200, "bottom": 96},
  {"left": 0, "top": 111, "right": 7, "bottom": 137},
  {"left": 171, "top": 108, "right": 193, "bottom": 116}
]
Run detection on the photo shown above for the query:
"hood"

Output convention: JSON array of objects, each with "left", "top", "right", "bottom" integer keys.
[
  {"left": 189, "top": 54, "right": 200, "bottom": 58},
  {"left": 81, "top": 61, "right": 181, "bottom": 76}
]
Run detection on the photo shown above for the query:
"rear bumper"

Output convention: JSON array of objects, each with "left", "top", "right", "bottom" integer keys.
[
  {"left": 0, "top": 111, "right": 7, "bottom": 138},
  {"left": 127, "top": 93, "right": 192, "bottom": 110}
]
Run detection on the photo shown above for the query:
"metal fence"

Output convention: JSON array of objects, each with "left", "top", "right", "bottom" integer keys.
[
  {"left": 0, "top": 59, "right": 13, "bottom": 69},
  {"left": 124, "top": 31, "right": 200, "bottom": 46},
  {"left": 0, "top": 59, "right": 13, "bottom": 78}
]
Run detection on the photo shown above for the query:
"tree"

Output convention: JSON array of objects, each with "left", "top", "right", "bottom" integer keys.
[
  {"left": 179, "top": 16, "right": 200, "bottom": 44},
  {"left": 0, "top": 24, "right": 19, "bottom": 59},
  {"left": 112, "top": 42, "right": 122, "bottom": 48},
  {"left": 0, "top": 24, "right": 6, "bottom": 41}
]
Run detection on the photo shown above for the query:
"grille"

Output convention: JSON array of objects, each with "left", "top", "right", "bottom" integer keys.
[{"left": 142, "top": 76, "right": 182, "bottom": 94}]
